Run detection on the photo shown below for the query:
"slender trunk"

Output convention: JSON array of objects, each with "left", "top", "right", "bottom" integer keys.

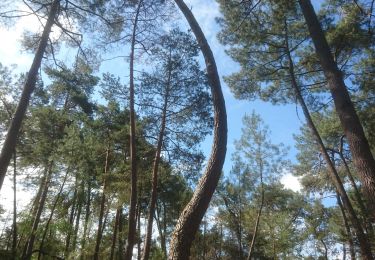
[
  {"left": 37, "top": 168, "right": 69, "bottom": 260},
  {"left": 142, "top": 61, "right": 171, "bottom": 260},
  {"left": 247, "top": 177, "right": 264, "bottom": 260},
  {"left": 12, "top": 151, "right": 17, "bottom": 260},
  {"left": 23, "top": 161, "right": 54, "bottom": 260},
  {"left": 0, "top": 0, "right": 60, "bottom": 189},
  {"left": 136, "top": 202, "right": 141, "bottom": 260},
  {"left": 169, "top": 1, "right": 227, "bottom": 259},
  {"left": 284, "top": 20, "right": 373, "bottom": 259},
  {"left": 118, "top": 208, "right": 124, "bottom": 259},
  {"left": 65, "top": 180, "right": 78, "bottom": 257},
  {"left": 94, "top": 147, "right": 110, "bottom": 260},
  {"left": 155, "top": 202, "right": 167, "bottom": 258},
  {"left": 320, "top": 239, "right": 328, "bottom": 260},
  {"left": 338, "top": 137, "right": 373, "bottom": 235},
  {"left": 80, "top": 177, "right": 91, "bottom": 260},
  {"left": 72, "top": 190, "right": 82, "bottom": 251},
  {"left": 299, "top": 0, "right": 375, "bottom": 221},
  {"left": 124, "top": 1, "right": 142, "bottom": 259},
  {"left": 110, "top": 208, "right": 121, "bottom": 260},
  {"left": 336, "top": 194, "right": 356, "bottom": 260}
]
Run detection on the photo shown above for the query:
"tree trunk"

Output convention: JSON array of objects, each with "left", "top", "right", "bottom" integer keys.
[
  {"left": 247, "top": 168, "right": 264, "bottom": 260},
  {"left": 80, "top": 176, "right": 91, "bottom": 260},
  {"left": 110, "top": 208, "right": 121, "bottom": 260},
  {"left": 12, "top": 151, "right": 17, "bottom": 260},
  {"left": 169, "top": 1, "right": 227, "bottom": 259},
  {"left": 0, "top": 0, "right": 60, "bottom": 190},
  {"left": 23, "top": 161, "right": 54, "bottom": 260},
  {"left": 284, "top": 20, "right": 373, "bottom": 259},
  {"left": 65, "top": 179, "right": 78, "bottom": 257},
  {"left": 94, "top": 147, "right": 110, "bottom": 260},
  {"left": 337, "top": 137, "right": 373, "bottom": 235},
  {"left": 72, "top": 187, "right": 83, "bottom": 252},
  {"left": 124, "top": 1, "right": 142, "bottom": 259},
  {"left": 118, "top": 208, "right": 124, "bottom": 259},
  {"left": 37, "top": 168, "right": 69, "bottom": 260},
  {"left": 142, "top": 60, "right": 171, "bottom": 260},
  {"left": 336, "top": 194, "right": 356, "bottom": 260},
  {"left": 299, "top": 0, "right": 375, "bottom": 221}
]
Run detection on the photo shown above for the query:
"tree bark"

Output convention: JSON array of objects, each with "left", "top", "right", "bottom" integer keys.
[
  {"left": 124, "top": 1, "right": 142, "bottom": 259},
  {"left": 110, "top": 208, "right": 121, "bottom": 260},
  {"left": 169, "top": 1, "right": 227, "bottom": 259},
  {"left": 94, "top": 147, "right": 110, "bottom": 260},
  {"left": 299, "top": 0, "right": 375, "bottom": 221},
  {"left": 247, "top": 163, "right": 264, "bottom": 260},
  {"left": 12, "top": 151, "right": 17, "bottom": 260},
  {"left": 284, "top": 19, "right": 373, "bottom": 259},
  {"left": 142, "top": 54, "right": 171, "bottom": 260},
  {"left": 37, "top": 168, "right": 69, "bottom": 260},
  {"left": 336, "top": 194, "right": 356, "bottom": 260},
  {"left": 80, "top": 176, "right": 91, "bottom": 260},
  {"left": 0, "top": 0, "right": 60, "bottom": 190},
  {"left": 23, "top": 161, "right": 54, "bottom": 260}
]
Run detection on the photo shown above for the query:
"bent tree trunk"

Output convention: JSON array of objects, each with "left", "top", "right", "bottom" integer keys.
[
  {"left": 299, "top": 0, "right": 375, "bottom": 221},
  {"left": 0, "top": 0, "right": 60, "bottom": 190},
  {"left": 169, "top": 0, "right": 227, "bottom": 259},
  {"left": 124, "top": 1, "right": 142, "bottom": 259}
]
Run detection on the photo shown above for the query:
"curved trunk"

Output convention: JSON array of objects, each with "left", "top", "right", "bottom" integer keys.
[
  {"left": 0, "top": 0, "right": 60, "bottom": 190},
  {"left": 299, "top": 0, "right": 375, "bottom": 222},
  {"left": 169, "top": 0, "right": 227, "bottom": 259},
  {"left": 284, "top": 20, "right": 373, "bottom": 259},
  {"left": 124, "top": 1, "right": 142, "bottom": 259}
]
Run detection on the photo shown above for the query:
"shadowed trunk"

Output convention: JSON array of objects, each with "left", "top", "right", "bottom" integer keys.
[
  {"left": 124, "top": 1, "right": 143, "bottom": 258},
  {"left": 169, "top": 0, "right": 227, "bottom": 258},
  {"left": 299, "top": 0, "right": 375, "bottom": 222},
  {"left": 0, "top": 0, "right": 60, "bottom": 190}
]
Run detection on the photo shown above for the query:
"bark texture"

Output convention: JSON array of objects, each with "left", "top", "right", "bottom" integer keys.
[
  {"left": 169, "top": 0, "right": 227, "bottom": 259},
  {"left": 0, "top": 0, "right": 60, "bottom": 190},
  {"left": 299, "top": 0, "right": 375, "bottom": 221},
  {"left": 284, "top": 21, "right": 373, "bottom": 259},
  {"left": 124, "top": 1, "right": 142, "bottom": 259}
]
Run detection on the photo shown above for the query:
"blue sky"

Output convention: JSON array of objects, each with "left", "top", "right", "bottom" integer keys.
[{"left": 0, "top": 0, "right": 307, "bottom": 212}]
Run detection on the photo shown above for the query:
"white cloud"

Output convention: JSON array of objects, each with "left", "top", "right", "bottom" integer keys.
[{"left": 281, "top": 172, "right": 302, "bottom": 192}]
